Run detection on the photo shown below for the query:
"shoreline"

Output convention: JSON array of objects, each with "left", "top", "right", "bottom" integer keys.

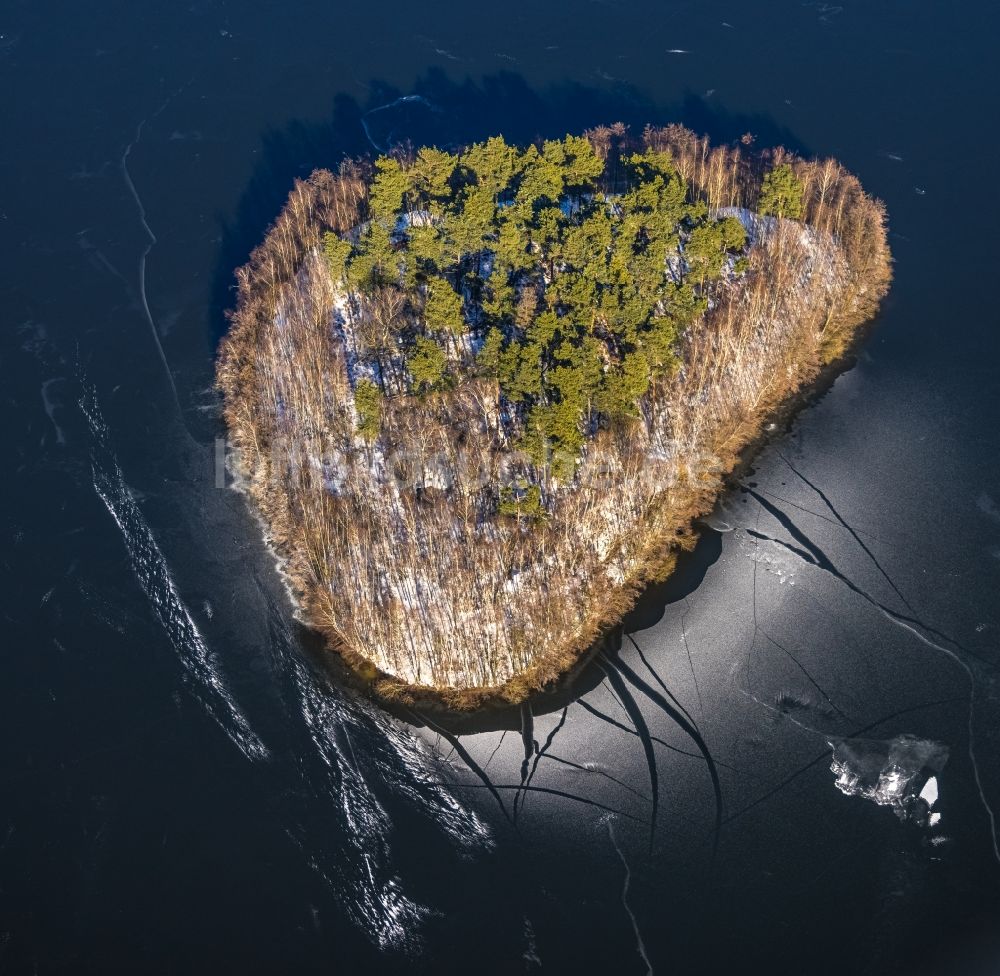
[
  {"left": 315, "top": 308, "right": 879, "bottom": 726},
  {"left": 217, "top": 126, "right": 891, "bottom": 717}
]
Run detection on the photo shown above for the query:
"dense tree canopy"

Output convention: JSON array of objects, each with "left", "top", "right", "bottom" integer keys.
[{"left": 327, "top": 134, "right": 750, "bottom": 481}]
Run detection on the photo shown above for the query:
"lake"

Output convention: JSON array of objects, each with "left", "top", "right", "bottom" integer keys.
[{"left": 2, "top": 0, "right": 999, "bottom": 972}]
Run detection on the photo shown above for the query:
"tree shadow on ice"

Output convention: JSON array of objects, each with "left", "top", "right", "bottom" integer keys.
[
  {"left": 327, "top": 530, "right": 726, "bottom": 739},
  {"left": 210, "top": 68, "right": 811, "bottom": 346},
  {"left": 623, "top": 528, "right": 724, "bottom": 634}
]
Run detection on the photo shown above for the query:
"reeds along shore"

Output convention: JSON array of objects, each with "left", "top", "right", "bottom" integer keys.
[{"left": 217, "top": 124, "right": 891, "bottom": 707}]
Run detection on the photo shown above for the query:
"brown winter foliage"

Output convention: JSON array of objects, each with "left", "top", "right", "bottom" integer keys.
[{"left": 217, "top": 124, "right": 891, "bottom": 709}]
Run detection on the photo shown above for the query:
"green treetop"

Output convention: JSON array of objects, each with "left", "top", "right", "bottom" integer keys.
[
  {"left": 423, "top": 280, "right": 465, "bottom": 337},
  {"left": 409, "top": 147, "right": 457, "bottom": 211},
  {"left": 407, "top": 335, "right": 449, "bottom": 394},
  {"left": 323, "top": 231, "right": 353, "bottom": 283},
  {"left": 463, "top": 135, "right": 522, "bottom": 198},
  {"left": 354, "top": 378, "right": 383, "bottom": 441},
  {"left": 758, "top": 163, "right": 805, "bottom": 220},
  {"left": 596, "top": 350, "right": 650, "bottom": 419},
  {"left": 685, "top": 216, "right": 748, "bottom": 284},
  {"left": 368, "top": 157, "right": 409, "bottom": 223},
  {"left": 319, "top": 131, "right": 768, "bottom": 486}
]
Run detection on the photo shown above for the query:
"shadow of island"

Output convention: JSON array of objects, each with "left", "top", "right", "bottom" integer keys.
[{"left": 210, "top": 68, "right": 810, "bottom": 344}]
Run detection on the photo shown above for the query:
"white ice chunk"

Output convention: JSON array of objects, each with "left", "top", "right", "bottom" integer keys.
[
  {"left": 829, "top": 734, "right": 949, "bottom": 824},
  {"left": 919, "top": 775, "right": 939, "bottom": 809}
]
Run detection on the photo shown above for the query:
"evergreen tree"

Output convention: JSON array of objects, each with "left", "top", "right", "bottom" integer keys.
[
  {"left": 403, "top": 222, "right": 447, "bottom": 287},
  {"left": 554, "top": 134, "right": 605, "bottom": 187},
  {"left": 496, "top": 218, "right": 532, "bottom": 274},
  {"left": 482, "top": 270, "right": 515, "bottom": 322},
  {"left": 498, "top": 339, "right": 544, "bottom": 402},
  {"left": 641, "top": 316, "right": 681, "bottom": 375},
  {"left": 477, "top": 328, "right": 504, "bottom": 377},
  {"left": 423, "top": 280, "right": 465, "bottom": 336},
  {"left": 515, "top": 147, "right": 565, "bottom": 212},
  {"left": 450, "top": 183, "right": 496, "bottom": 257},
  {"left": 521, "top": 402, "right": 582, "bottom": 481},
  {"left": 663, "top": 281, "right": 707, "bottom": 328},
  {"left": 348, "top": 221, "right": 396, "bottom": 293},
  {"left": 354, "top": 378, "right": 382, "bottom": 441},
  {"left": 368, "top": 156, "right": 408, "bottom": 222},
  {"left": 407, "top": 336, "right": 448, "bottom": 394},
  {"left": 497, "top": 480, "right": 545, "bottom": 521},
  {"left": 685, "top": 216, "right": 747, "bottom": 283},
  {"left": 463, "top": 135, "right": 520, "bottom": 198},
  {"left": 322, "top": 232, "right": 353, "bottom": 283},
  {"left": 597, "top": 350, "right": 650, "bottom": 418},
  {"left": 758, "top": 163, "right": 804, "bottom": 219},
  {"left": 409, "top": 147, "right": 456, "bottom": 210}
]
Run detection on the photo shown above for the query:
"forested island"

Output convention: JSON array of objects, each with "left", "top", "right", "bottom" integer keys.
[{"left": 218, "top": 123, "right": 890, "bottom": 708}]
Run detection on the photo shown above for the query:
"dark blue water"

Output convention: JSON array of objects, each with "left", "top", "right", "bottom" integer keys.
[{"left": 3, "top": 1, "right": 1000, "bottom": 973}]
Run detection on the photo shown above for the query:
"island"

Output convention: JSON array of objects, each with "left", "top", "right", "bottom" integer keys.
[{"left": 217, "top": 123, "right": 891, "bottom": 710}]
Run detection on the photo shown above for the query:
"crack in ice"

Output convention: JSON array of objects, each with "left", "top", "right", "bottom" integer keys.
[
  {"left": 121, "top": 96, "right": 186, "bottom": 413},
  {"left": 606, "top": 818, "right": 654, "bottom": 976},
  {"left": 743, "top": 491, "right": 999, "bottom": 864}
]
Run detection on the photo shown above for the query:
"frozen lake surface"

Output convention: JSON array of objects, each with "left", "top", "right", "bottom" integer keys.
[{"left": 1, "top": 0, "right": 999, "bottom": 972}]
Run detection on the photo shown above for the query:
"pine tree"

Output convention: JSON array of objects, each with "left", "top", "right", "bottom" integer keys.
[
  {"left": 758, "top": 163, "right": 804, "bottom": 219},
  {"left": 463, "top": 135, "right": 520, "bottom": 198},
  {"left": 408, "top": 222, "right": 446, "bottom": 268},
  {"left": 410, "top": 147, "right": 457, "bottom": 210},
  {"left": 354, "top": 378, "right": 382, "bottom": 441},
  {"left": 498, "top": 339, "right": 544, "bottom": 402},
  {"left": 322, "top": 232, "right": 353, "bottom": 282},
  {"left": 423, "top": 280, "right": 465, "bottom": 336},
  {"left": 597, "top": 350, "right": 650, "bottom": 418},
  {"left": 367, "top": 156, "right": 409, "bottom": 222},
  {"left": 497, "top": 480, "right": 546, "bottom": 521},
  {"left": 407, "top": 336, "right": 448, "bottom": 394},
  {"left": 641, "top": 316, "right": 681, "bottom": 375},
  {"left": 685, "top": 216, "right": 747, "bottom": 283},
  {"left": 482, "top": 271, "right": 514, "bottom": 322},
  {"left": 477, "top": 328, "right": 504, "bottom": 377}
]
